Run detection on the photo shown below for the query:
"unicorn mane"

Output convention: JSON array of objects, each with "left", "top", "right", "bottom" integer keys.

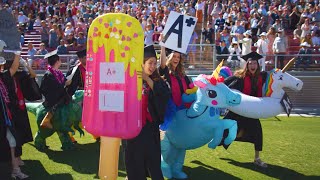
[{"left": 264, "top": 69, "right": 281, "bottom": 97}]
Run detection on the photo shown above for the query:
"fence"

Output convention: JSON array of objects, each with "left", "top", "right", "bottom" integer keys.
[{"left": 22, "top": 44, "right": 320, "bottom": 74}]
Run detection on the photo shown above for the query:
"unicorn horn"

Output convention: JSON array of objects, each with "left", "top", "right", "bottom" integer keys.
[
  {"left": 282, "top": 58, "right": 296, "bottom": 73},
  {"left": 212, "top": 59, "right": 224, "bottom": 78}
]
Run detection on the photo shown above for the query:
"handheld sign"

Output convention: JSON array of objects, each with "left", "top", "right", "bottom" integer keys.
[
  {"left": 160, "top": 11, "right": 197, "bottom": 54},
  {"left": 82, "top": 13, "right": 144, "bottom": 180},
  {"left": 280, "top": 93, "right": 293, "bottom": 117}
]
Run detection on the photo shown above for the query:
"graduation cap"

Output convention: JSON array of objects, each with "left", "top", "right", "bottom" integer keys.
[
  {"left": 44, "top": 50, "right": 59, "bottom": 64},
  {"left": 241, "top": 52, "right": 263, "bottom": 62},
  {"left": 144, "top": 45, "right": 157, "bottom": 59},
  {"left": 76, "top": 49, "right": 86, "bottom": 58}
]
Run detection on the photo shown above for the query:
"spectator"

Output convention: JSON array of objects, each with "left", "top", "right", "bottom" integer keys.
[
  {"left": 77, "top": 32, "right": 87, "bottom": 48},
  {"left": 215, "top": 12, "right": 225, "bottom": 32},
  {"left": 27, "top": 42, "right": 37, "bottom": 60},
  {"left": 57, "top": 24, "right": 65, "bottom": 42},
  {"left": 293, "top": 24, "right": 302, "bottom": 40},
  {"left": 27, "top": 13, "right": 35, "bottom": 31},
  {"left": 37, "top": 43, "right": 48, "bottom": 55},
  {"left": 272, "top": 19, "right": 282, "bottom": 33},
  {"left": 272, "top": 30, "right": 288, "bottom": 69},
  {"left": 144, "top": 24, "right": 154, "bottom": 46},
  {"left": 301, "top": 18, "right": 311, "bottom": 40},
  {"left": 195, "top": 0, "right": 205, "bottom": 23},
  {"left": 57, "top": 39, "right": 68, "bottom": 55},
  {"left": 302, "top": 32, "right": 313, "bottom": 46},
  {"left": 153, "top": 19, "right": 164, "bottom": 44},
  {"left": 240, "top": 30, "right": 253, "bottom": 56},
  {"left": 17, "top": 11, "right": 28, "bottom": 25},
  {"left": 311, "top": 31, "right": 320, "bottom": 46},
  {"left": 65, "top": 33, "right": 77, "bottom": 48},
  {"left": 220, "top": 27, "right": 231, "bottom": 48},
  {"left": 49, "top": 23, "right": 59, "bottom": 48},
  {"left": 33, "top": 16, "right": 41, "bottom": 27},
  {"left": 255, "top": 32, "right": 269, "bottom": 71},
  {"left": 296, "top": 42, "right": 312, "bottom": 70},
  {"left": 202, "top": 21, "right": 214, "bottom": 44},
  {"left": 216, "top": 40, "right": 229, "bottom": 61},
  {"left": 39, "top": 20, "right": 49, "bottom": 47},
  {"left": 227, "top": 40, "right": 242, "bottom": 69},
  {"left": 230, "top": 20, "right": 245, "bottom": 42},
  {"left": 64, "top": 22, "right": 74, "bottom": 37}
]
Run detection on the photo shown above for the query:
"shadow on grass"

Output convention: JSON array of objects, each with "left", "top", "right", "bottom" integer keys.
[
  {"left": 176, "top": 160, "right": 241, "bottom": 180},
  {"left": 220, "top": 158, "right": 320, "bottom": 179},
  {"left": 32, "top": 142, "right": 128, "bottom": 178},
  {"left": 42, "top": 142, "right": 100, "bottom": 175},
  {"left": 24, "top": 160, "right": 73, "bottom": 179}
]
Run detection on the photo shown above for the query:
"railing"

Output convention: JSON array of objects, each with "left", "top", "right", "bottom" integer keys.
[{"left": 22, "top": 44, "right": 320, "bottom": 74}]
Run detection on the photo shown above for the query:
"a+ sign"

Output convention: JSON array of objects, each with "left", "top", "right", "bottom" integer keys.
[{"left": 185, "top": 17, "right": 195, "bottom": 27}]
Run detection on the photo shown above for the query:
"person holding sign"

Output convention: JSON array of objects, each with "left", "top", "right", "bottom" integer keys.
[
  {"left": 39, "top": 50, "right": 72, "bottom": 128},
  {"left": 124, "top": 45, "right": 170, "bottom": 180},
  {"left": 159, "top": 35, "right": 192, "bottom": 109},
  {"left": 223, "top": 52, "right": 268, "bottom": 168}
]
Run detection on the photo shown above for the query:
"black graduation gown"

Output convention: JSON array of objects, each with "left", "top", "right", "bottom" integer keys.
[
  {"left": 223, "top": 74, "right": 266, "bottom": 151},
  {"left": 66, "top": 64, "right": 84, "bottom": 96},
  {"left": 124, "top": 79, "right": 171, "bottom": 180},
  {"left": 0, "top": 70, "right": 19, "bottom": 162},
  {"left": 12, "top": 71, "right": 34, "bottom": 156},
  {"left": 40, "top": 71, "right": 70, "bottom": 109}
]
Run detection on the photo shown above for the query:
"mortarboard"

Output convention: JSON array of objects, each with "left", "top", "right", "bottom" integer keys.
[
  {"left": 44, "top": 50, "right": 59, "bottom": 64},
  {"left": 241, "top": 51, "right": 263, "bottom": 62},
  {"left": 76, "top": 49, "right": 86, "bottom": 58},
  {"left": 144, "top": 45, "right": 157, "bottom": 59}
]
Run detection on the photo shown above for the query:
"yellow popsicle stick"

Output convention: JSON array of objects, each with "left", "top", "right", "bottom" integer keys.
[{"left": 99, "top": 137, "right": 121, "bottom": 180}]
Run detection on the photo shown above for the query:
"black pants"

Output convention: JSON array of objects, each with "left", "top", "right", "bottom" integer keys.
[
  {"left": 224, "top": 111, "right": 263, "bottom": 151},
  {"left": 276, "top": 54, "right": 285, "bottom": 69},
  {"left": 124, "top": 121, "right": 163, "bottom": 180}
]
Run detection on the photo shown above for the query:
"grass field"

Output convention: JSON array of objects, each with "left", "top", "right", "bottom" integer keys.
[{"left": 2, "top": 114, "right": 320, "bottom": 180}]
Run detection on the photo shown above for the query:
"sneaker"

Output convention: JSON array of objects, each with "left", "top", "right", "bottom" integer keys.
[{"left": 253, "top": 158, "right": 268, "bottom": 168}]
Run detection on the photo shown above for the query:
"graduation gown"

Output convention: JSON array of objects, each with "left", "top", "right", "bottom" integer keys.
[
  {"left": 124, "top": 79, "right": 171, "bottom": 180},
  {"left": 40, "top": 71, "right": 70, "bottom": 109},
  {"left": 0, "top": 70, "right": 20, "bottom": 162},
  {"left": 223, "top": 72, "right": 267, "bottom": 151},
  {"left": 66, "top": 63, "right": 84, "bottom": 96},
  {"left": 11, "top": 71, "right": 33, "bottom": 157},
  {"left": 159, "top": 66, "right": 191, "bottom": 107}
]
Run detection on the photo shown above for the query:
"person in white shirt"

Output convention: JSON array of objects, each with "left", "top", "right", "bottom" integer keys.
[
  {"left": 255, "top": 32, "right": 269, "bottom": 71},
  {"left": 240, "top": 30, "right": 252, "bottom": 56},
  {"left": 17, "top": 12, "right": 28, "bottom": 25}
]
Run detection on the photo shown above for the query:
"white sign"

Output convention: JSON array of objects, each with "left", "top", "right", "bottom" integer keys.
[
  {"left": 66, "top": 65, "right": 78, "bottom": 80},
  {"left": 160, "top": 11, "right": 197, "bottom": 54},
  {"left": 100, "top": 62, "right": 125, "bottom": 84},
  {"left": 99, "top": 90, "right": 124, "bottom": 112}
]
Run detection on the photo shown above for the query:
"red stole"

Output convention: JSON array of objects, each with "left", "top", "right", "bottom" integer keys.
[
  {"left": 142, "top": 83, "right": 152, "bottom": 127},
  {"left": 78, "top": 63, "right": 86, "bottom": 86},
  {"left": 14, "top": 78, "right": 26, "bottom": 110},
  {"left": 243, "top": 74, "right": 263, "bottom": 97},
  {"left": 169, "top": 74, "right": 188, "bottom": 107}
]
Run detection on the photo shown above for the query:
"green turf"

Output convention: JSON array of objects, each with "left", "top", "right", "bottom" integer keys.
[{"left": 7, "top": 114, "right": 320, "bottom": 179}]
